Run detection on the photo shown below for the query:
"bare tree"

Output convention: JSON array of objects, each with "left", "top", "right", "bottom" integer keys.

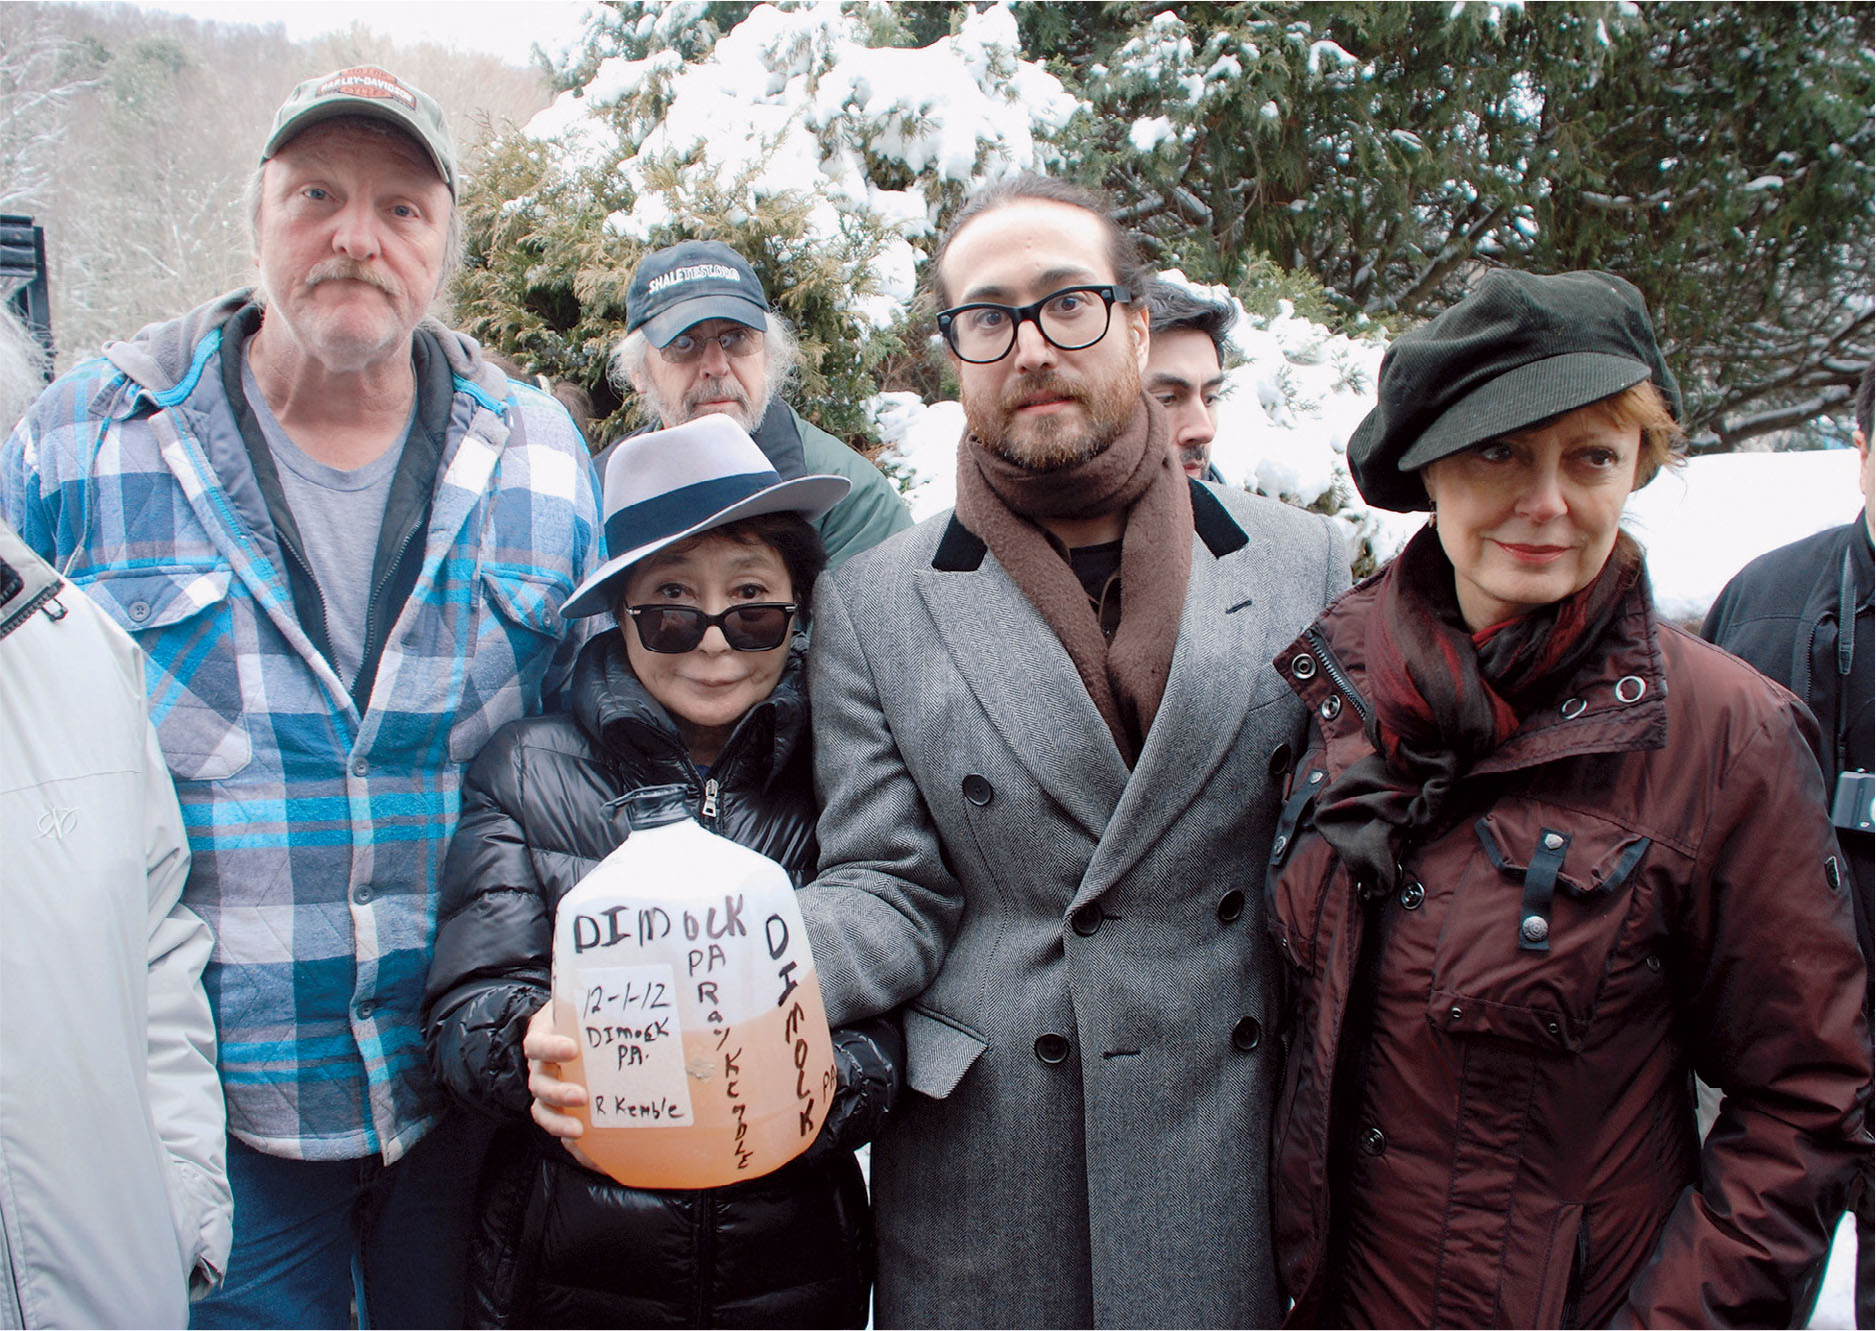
[
  {"left": 8, "top": 3, "right": 553, "bottom": 368},
  {"left": 0, "top": 5, "right": 107, "bottom": 213}
]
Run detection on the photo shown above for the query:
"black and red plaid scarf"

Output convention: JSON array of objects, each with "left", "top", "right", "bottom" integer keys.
[{"left": 1312, "top": 524, "right": 1643, "bottom": 890}]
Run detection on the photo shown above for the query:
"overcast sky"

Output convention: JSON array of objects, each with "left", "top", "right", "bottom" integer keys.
[{"left": 125, "top": 0, "right": 596, "bottom": 67}]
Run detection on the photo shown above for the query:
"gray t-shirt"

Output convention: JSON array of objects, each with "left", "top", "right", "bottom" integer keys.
[{"left": 242, "top": 358, "right": 412, "bottom": 689}]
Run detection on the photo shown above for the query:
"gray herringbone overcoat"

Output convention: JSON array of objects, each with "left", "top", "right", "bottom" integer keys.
[{"left": 798, "top": 483, "right": 1349, "bottom": 1329}]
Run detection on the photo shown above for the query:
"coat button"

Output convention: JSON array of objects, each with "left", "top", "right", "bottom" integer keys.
[
  {"left": 1520, "top": 915, "right": 1550, "bottom": 943},
  {"left": 1399, "top": 880, "right": 1424, "bottom": 910},
  {"left": 352, "top": 758, "right": 369, "bottom": 777},
  {"left": 356, "top": 999, "right": 376, "bottom": 1020},
  {"left": 1217, "top": 889, "right": 1245, "bottom": 923},
  {"left": 1267, "top": 742, "right": 1293, "bottom": 776},
  {"left": 1319, "top": 694, "right": 1342, "bottom": 721},
  {"left": 128, "top": 599, "right": 151, "bottom": 622},
  {"left": 1231, "top": 1016, "right": 1262, "bottom": 1051},
  {"left": 1034, "top": 1033, "right": 1070, "bottom": 1065},
  {"left": 962, "top": 774, "right": 993, "bottom": 806},
  {"left": 352, "top": 883, "right": 373, "bottom": 905},
  {"left": 1358, "top": 1126, "right": 1387, "bottom": 1157},
  {"left": 1290, "top": 653, "right": 1317, "bottom": 679},
  {"left": 1542, "top": 831, "right": 1565, "bottom": 851},
  {"left": 1070, "top": 903, "right": 1103, "bottom": 936}
]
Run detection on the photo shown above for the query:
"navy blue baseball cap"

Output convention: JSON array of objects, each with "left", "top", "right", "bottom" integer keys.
[{"left": 626, "top": 241, "right": 771, "bottom": 348}]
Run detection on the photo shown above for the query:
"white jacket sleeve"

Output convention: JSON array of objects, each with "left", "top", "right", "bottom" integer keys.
[{"left": 139, "top": 716, "right": 232, "bottom": 1299}]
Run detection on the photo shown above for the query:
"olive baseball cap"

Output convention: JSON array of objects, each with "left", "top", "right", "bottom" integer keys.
[
  {"left": 1348, "top": 269, "right": 1681, "bottom": 512},
  {"left": 626, "top": 241, "right": 771, "bottom": 348},
  {"left": 261, "top": 66, "right": 457, "bottom": 199}
]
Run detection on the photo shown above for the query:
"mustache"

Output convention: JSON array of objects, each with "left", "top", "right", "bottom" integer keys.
[
  {"left": 999, "top": 372, "right": 1087, "bottom": 413},
  {"left": 305, "top": 258, "right": 402, "bottom": 298},
  {"left": 683, "top": 374, "right": 751, "bottom": 412}
]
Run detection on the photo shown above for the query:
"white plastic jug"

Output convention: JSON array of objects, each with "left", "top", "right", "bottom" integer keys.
[{"left": 549, "top": 784, "right": 837, "bottom": 1188}]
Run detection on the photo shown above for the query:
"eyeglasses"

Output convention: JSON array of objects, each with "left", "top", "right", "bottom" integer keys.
[
  {"left": 622, "top": 602, "right": 796, "bottom": 653},
  {"left": 936, "top": 285, "right": 1132, "bottom": 364},
  {"left": 658, "top": 327, "right": 765, "bottom": 364}
]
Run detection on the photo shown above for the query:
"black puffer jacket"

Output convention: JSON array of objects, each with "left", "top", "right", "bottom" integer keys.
[{"left": 423, "top": 632, "right": 894, "bottom": 1328}]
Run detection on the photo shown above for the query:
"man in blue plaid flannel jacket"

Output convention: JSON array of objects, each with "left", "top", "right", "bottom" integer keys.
[{"left": 1, "top": 66, "right": 603, "bottom": 1328}]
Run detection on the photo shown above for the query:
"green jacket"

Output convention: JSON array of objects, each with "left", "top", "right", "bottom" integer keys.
[{"left": 766, "top": 401, "right": 912, "bottom": 568}]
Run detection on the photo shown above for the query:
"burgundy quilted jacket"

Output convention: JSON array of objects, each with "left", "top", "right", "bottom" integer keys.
[{"left": 1265, "top": 572, "right": 1870, "bottom": 1329}]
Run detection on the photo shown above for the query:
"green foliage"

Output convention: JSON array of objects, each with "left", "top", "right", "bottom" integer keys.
[
  {"left": 454, "top": 132, "right": 902, "bottom": 452},
  {"left": 1062, "top": 1, "right": 1872, "bottom": 444},
  {"left": 1230, "top": 252, "right": 1376, "bottom": 340},
  {"left": 458, "top": 0, "right": 1873, "bottom": 454},
  {"left": 550, "top": 1, "right": 748, "bottom": 93},
  {"left": 1529, "top": 2, "right": 1873, "bottom": 446},
  {"left": 109, "top": 37, "right": 189, "bottom": 116}
]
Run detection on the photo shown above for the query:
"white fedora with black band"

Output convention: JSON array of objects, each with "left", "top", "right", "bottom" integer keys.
[{"left": 562, "top": 415, "right": 851, "bottom": 619}]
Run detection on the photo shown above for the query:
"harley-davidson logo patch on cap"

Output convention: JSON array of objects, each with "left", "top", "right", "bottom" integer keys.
[
  {"left": 315, "top": 68, "right": 419, "bottom": 111},
  {"left": 261, "top": 64, "right": 458, "bottom": 196}
]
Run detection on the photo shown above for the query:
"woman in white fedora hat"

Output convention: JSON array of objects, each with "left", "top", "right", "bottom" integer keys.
[{"left": 422, "top": 414, "right": 897, "bottom": 1327}]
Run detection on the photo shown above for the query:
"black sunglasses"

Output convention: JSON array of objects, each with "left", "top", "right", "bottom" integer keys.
[{"left": 622, "top": 602, "right": 796, "bottom": 653}]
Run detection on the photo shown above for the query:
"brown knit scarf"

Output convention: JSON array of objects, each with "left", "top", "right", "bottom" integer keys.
[{"left": 954, "top": 393, "right": 1193, "bottom": 765}]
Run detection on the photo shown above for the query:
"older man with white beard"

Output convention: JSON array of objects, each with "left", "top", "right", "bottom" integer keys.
[
  {"left": 611, "top": 240, "right": 911, "bottom": 567},
  {"left": 794, "top": 174, "right": 1350, "bottom": 1328},
  {"left": 2, "top": 66, "right": 602, "bottom": 1328}
]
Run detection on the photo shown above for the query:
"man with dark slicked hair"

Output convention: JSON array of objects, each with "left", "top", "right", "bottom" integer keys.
[
  {"left": 1144, "top": 279, "right": 1235, "bottom": 481},
  {"left": 797, "top": 174, "right": 1348, "bottom": 1327}
]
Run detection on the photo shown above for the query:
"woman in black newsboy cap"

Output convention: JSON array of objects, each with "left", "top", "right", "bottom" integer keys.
[{"left": 1262, "top": 270, "right": 1869, "bottom": 1328}]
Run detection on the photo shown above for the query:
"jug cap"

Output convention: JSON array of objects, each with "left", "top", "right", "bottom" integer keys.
[{"left": 611, "top": 784, "right": 695, "bottom": 831}]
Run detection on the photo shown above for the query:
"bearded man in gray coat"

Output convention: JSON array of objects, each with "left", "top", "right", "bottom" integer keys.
[{"left": 796, "top": 176, "right": 1349, "bottom": 1328}]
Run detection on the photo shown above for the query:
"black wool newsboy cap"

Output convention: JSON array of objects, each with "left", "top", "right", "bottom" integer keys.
[{"left": 1348, "top": 269, "right": 1681, "bottom": 513}]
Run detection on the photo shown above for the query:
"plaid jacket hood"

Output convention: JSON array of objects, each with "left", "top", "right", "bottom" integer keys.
[{"left": 3, "top": 290, "right": 604, "bottom": 1161}]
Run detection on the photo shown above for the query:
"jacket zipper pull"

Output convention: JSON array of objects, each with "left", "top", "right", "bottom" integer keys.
[{"left": 700, "top": 777, "right": 720, "bottom": 825}]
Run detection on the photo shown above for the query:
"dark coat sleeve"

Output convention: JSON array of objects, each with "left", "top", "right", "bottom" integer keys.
[
  {"left": 1620, "top": 686, "right": 1872, "bottom": 1326},
  {"left": 423, "top": 725, "right": 555, "bottom": 1119},
  {"left": 800, "top": 1015, "right": 905, "bottom": 1165}
]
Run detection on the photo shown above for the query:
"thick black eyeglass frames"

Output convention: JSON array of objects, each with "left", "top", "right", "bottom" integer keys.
[{"left": 936, "top": 285, "right": 1132, "bottom": 363}]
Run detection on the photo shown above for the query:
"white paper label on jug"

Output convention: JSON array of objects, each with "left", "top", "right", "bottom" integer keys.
[{"left": 578, "top": 963, "right": 693, "bottom": 1127}]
